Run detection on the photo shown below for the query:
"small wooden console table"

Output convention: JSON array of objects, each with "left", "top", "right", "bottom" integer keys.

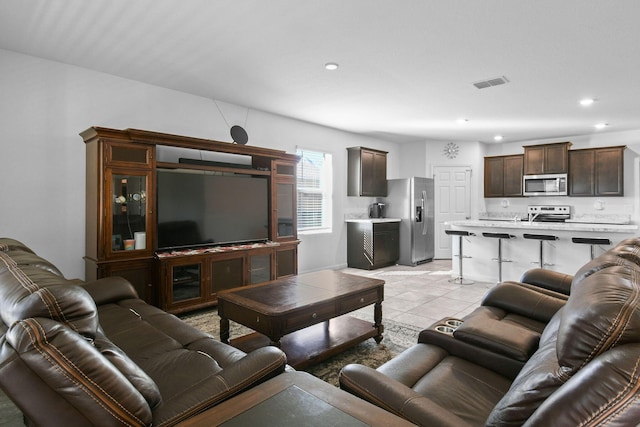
[{"left": 217, "top": 270, "right": 384, "bottom": 369}]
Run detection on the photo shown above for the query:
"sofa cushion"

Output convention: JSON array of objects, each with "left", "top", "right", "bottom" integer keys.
[
  {"left": 94, "top": 331, "right": 162, "bottom": 408},
  {"left": 6, "top": 317, "right": 152, "bottom": 427},
  {"left": 571, "top": 237, "right": 640, "bottom": 290},
  {"left": 524, "top": 343, "right": 640, "bottom": 426},
  {"left": 0, "top": 253, "right": 99, "bottom": 337},
  {"left": 558, "top": 265, "right": 640, "bottom": 369}
]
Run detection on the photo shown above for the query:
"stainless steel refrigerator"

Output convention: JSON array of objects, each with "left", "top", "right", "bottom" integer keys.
[{"left": 383, "top": 177, "right": 434, "bottom": 266}]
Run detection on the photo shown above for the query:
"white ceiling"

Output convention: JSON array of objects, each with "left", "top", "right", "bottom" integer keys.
[{"left": 1, "top": 0, "right": 639, "bottom": 144}]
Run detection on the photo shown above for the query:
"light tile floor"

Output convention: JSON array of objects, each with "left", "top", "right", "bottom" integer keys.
[{"left": 341, "top": 259, "right": 495, "bottom": 330}]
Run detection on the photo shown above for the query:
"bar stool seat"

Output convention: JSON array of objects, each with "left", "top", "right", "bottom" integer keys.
[
  {"left": 445, "top": 230, "right": 475, "bottom": 285},
  {"left": 571, "top": 237, "right": 612, "bottom": 260},
  {"left": 523, "top": 233, "right": 559, "bottom": 269},
  {"left": 482, "top": 232, "right": 516, "bottom": 283}
]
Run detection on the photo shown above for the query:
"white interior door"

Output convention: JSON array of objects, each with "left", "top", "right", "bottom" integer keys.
[{"left": 433, "top": 166, "right": 471, "bottom": 259}]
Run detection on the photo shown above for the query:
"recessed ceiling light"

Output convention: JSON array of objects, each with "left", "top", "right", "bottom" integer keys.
[
  {"left": 456, "top": 118, "right": 468, "bottom": 125},
  {"left": 494, "top": 135, "right": 503, "bottom": 141},
  {"left": 594, "top": 123, "right": 608, "bottom": 130},
  {"left": 324, "top": 62, "right": 339, "bottom": 71},
  {"left": 580, "top": 98, "right": 595, "bottom": 106}
]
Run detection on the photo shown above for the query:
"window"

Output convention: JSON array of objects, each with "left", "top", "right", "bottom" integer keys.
[{"left": 296, "top": 148, "right": 332, "bottom": 233}]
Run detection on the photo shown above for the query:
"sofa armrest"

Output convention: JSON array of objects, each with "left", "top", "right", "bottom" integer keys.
[
  {"left": 482, "top": 281, "right": 566, "bottom": 323},
  {"left": 519, "top": 268, "right": 573, "bottom": 295},
  {"left": 339, "top": 364, "right": 473, "bottom": 427},
  {"left": 453, "top": 316, "right": 540, "bottom": 362},
  {"left": 215, "top": 346, "right": 287, "bottom": 394},
  {"left": 83, "top": 276, "right": 139, "bottom": 305},
  {"left": 152, "top": 346, "right": 287, "bottom": 425},
  {"left": 418, "top": 329, "right": 524, "bottom": 379}
]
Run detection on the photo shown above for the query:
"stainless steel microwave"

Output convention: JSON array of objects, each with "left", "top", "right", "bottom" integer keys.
[{"left": 522, "top": 174, "right": 567, "bottom": 196}]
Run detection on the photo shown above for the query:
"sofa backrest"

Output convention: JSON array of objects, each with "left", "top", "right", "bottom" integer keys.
[
  {"left": 571, "top": 237, "right": 640, "bottom": 289},
  {"left": 486, "top": 238, "right": 640, "bottom": 426},
  {"left": 0, "top": 250, "right": 99, "bottom": 337}
]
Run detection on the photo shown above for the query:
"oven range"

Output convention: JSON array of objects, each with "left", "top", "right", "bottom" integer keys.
[{"left": 527, "top": 205, "right": 572, "bottom": 222}]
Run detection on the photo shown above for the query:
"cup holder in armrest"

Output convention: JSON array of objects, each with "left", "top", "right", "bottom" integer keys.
[
  {"left": 445, "top": 319, "right": 463, "bottom": 328},
  {"left": 433, "top": 318, "right": 464, "bottom": 336},
  {"left": 435, "top": 325, "right": 456, "bottom": 335}
]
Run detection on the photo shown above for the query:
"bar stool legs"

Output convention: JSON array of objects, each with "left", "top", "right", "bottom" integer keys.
[
  {"left": 444, "top": 230, "right": 475, "bottom": 285},
  {"left": 571, "top": 237, "right": 612, "bottom": 260},
  {"left": 482, "top": 232, "right": 516, "bottom": 283},
  {"left": 523, "top": 233, "right": 559, "bottom": 268}
]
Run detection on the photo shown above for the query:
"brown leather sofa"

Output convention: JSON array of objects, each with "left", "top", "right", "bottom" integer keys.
[
  {"left": 340, "top": 237, "right": 640, "bottom": 426},
  {"left": 0, "top": 238, "right": 287, "bottom": 426}
]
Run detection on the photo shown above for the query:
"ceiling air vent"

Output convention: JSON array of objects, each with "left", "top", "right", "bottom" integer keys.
[{"left": 473, "top": 76, "right": 509, "bottom": 89}]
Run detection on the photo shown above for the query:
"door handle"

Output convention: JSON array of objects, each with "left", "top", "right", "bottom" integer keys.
[{"left": 422, "top": 191, "right": 428, "bottom": 235}]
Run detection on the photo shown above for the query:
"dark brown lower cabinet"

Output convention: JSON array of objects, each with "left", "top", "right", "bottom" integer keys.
[{"left": 347, "top": 221, "right": 399, "bottom": 270}]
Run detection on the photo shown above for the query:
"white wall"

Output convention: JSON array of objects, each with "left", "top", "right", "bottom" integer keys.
[{"left": 0, "top": 48, "right": 399, "bottom": 279}]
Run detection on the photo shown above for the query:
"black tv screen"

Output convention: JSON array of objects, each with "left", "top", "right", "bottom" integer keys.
[{"left": 156, "top": 169, "right": 269, "bottom": 250}]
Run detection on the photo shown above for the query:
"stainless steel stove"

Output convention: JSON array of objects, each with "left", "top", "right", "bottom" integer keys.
[{"left": 527, "top": 205, "right": 571, "bottom": 222}]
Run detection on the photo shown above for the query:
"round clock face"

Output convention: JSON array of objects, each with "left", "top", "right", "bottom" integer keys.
[{"left": 443, "top": 142, "right": 459, "bottom": 159}]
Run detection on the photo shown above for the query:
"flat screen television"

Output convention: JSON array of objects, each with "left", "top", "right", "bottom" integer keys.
[{"left": 156, "top": 169, "right": 269, "bottom": 250}]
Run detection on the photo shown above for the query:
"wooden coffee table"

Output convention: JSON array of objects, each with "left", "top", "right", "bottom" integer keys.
[
  {"left": 217, "top": 270, "right": 384, "bottom": 369},
  {"left": 177, "top": 372, "right": 414, "bottom": 427}
]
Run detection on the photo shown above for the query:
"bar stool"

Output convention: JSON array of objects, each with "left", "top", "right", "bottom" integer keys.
[
  {"left": 523, "top": 233, "right": 559, "bottom": 268},
  {"left": 571, "top": 237, "right": 611, "bottom": 260},
  {"left": 482, "top": 232, "right": 516, "bottom": 283},
  {"left": 444, "top": 230, "right": 475, "bottom": 285}
]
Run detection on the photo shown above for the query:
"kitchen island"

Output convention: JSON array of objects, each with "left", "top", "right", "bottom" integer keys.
[{"left": 447, "top": 219, "right": 638, "bottom": 283}]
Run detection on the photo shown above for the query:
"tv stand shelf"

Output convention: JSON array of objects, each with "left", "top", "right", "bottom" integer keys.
[{"left": 81, "top": 127, "right": 300, "bottom": 313}]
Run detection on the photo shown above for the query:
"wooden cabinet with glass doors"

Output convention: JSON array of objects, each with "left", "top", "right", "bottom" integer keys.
[
  {"left": 83, "top": 131, "right": 155, "bottom": 303},
  {"left": 82, "top": 127, "right": 300, "bottom": 312}
]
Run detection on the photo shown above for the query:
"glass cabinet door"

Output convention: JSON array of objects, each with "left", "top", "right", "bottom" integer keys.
[
  {"left": 249, "top": 252, "right": 272, "bottom": 284},
  {"left": 171, "top": 263, "right": 202, "bottom": 303},
  {"left": 108, "top": 171, "right": 149, "bottom": 255},
  {"left": 276, "top": 182, "right": 295, "bottom": 239}
]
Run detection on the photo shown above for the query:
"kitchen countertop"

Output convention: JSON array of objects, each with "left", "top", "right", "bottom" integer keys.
[
  {"left": 345, "top": 218, "right": 401, "bottom": 223},
  {"left": 449, "top": 219, "right": 638, "bottom": 233}
]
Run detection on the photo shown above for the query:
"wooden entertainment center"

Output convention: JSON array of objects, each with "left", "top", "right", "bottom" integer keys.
[{"left": 82, "top": 127, "right": 300, "bottom": 314}]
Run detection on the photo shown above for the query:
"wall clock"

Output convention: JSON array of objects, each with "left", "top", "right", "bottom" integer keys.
[{"left": 443, "top": 142, "right": 459, "bottom": 159}]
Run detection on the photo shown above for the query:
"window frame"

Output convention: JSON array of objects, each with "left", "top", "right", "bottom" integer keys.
[{"left": 296, "top": 147, "right": 333, "bottom": 234}]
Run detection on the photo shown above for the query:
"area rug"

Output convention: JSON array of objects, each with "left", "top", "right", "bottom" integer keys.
[{"left": 180, "top": 309, "right": 422, "bottom": 386}]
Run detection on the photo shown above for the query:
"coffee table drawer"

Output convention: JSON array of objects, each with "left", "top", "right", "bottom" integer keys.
[
  {"left": 340, "top": 289, "right": 380, "bottom": 313},
  {"left": 285, "top": 304, "right": 336, "bottom": 331}
]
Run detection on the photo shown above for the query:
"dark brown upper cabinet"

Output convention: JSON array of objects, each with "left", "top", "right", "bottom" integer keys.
[
  {"left": 347, "top": 147, "right": 388, "bottom": 197},
  {"left": 523, "top": 142, "right": 571, "bottom": 175},
  {"left": 569, "top": 146, "right": 625, "bottom": 196},
  {"left": 484, "top": 154, "right": 523, "bottom": 198}
]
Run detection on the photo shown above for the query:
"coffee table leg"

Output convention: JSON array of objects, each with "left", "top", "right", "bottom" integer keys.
[
  {"left": 374, "top": 301, "right": 384, "bottom": 343},
  {"left": 269, "top": 336, "right": 283, "bottom": 348},
  {"left": 220, "top": 317, "right": 230, "bottom": 344}
]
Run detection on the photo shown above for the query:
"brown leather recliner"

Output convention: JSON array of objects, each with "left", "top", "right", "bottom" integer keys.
[
  {"left": 339, "top": 237, "right": 640, "bottom": 426},
  {"left": 451, "top": 269, "right": 570, "bottom": 364},
  {"left": 0, "top": 238, "right": 287, "bottom": 426}
]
